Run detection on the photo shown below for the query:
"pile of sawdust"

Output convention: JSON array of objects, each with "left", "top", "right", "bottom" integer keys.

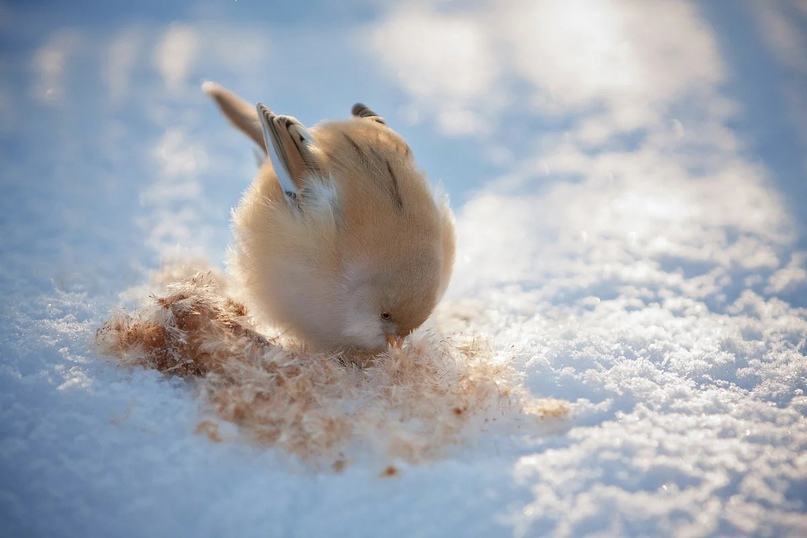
[{"left": 96, "top": 268, "right": 568, "bottom": 468}]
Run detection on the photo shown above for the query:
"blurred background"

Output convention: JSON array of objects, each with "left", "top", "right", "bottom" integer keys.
[
  {"left": 1, "top": 0, "right": 805, "bottom": 304},
  {"left": 2, "top": 4, "right": 807, "bottom": 535}
]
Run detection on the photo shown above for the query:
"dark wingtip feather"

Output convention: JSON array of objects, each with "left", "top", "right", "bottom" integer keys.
[
  {"left": 352, "top": 103, "right": 374, "bottom": 117},
  {"left": 352, "top": 103, "right": 385, "bottom": 124}
]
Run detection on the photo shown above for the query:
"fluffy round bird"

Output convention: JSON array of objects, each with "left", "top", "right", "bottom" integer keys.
[{"left": 203, "top": 82, "right": 456, "bottom": 353}]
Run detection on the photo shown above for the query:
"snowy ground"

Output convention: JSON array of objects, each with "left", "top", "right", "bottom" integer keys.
[{"left": 1, "top": 1, "right": 806, "bottom": 536}]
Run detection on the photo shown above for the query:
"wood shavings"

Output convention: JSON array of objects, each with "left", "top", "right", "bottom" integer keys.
[{"left": 97, "top": 267, "right": 569, "bottom": 466}]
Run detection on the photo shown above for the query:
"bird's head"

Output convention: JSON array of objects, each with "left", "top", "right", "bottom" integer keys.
[{"left": 339, "top": 249, "right": 446, "bottom": 352}]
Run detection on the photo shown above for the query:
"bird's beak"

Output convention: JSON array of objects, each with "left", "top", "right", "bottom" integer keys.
[{"left": 386, "top": 333, "right": 403, "bottom": 348}]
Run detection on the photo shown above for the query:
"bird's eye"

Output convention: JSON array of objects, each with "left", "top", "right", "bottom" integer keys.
[{"left": 380, "top": 311, "right": 391, "bottom": 321}]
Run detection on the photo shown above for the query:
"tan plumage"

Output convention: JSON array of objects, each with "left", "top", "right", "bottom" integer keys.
[{"left": 203, "top": 82, "right": 456, "bottom": 352}]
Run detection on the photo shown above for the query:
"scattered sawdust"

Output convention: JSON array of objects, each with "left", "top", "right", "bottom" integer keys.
[
  {"left": 332, "top": 459, "right": 348, "bottom": 473},
  {"left": 380, "top": 465, "right": 398, "bottom": 478},
  {"left": 195, "top": 420, "right": 223, "bottom": 442},
  {"left": 96, "top": 268, "right": 569, "bottom": 466},
  {"left": 523, "top": 398, "right": 570, "bottom": 420}
]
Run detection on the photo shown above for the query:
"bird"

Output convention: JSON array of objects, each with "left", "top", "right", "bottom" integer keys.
[{"left": 202, "top": 82, "right": 456, "bottom": 353}]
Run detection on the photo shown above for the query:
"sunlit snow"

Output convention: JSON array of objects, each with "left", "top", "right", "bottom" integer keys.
[{"left": 1, "top": 1, "right": 806, "bottom": 536}]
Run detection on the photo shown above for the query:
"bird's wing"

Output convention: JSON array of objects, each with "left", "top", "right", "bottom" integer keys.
[{"left": 257, "top": 104, "right": 323, "bottom": 203}]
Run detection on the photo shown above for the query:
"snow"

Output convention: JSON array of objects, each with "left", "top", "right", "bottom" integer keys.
[{"left": 1, "top": 1, "right": 806, "bottom": 537}]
